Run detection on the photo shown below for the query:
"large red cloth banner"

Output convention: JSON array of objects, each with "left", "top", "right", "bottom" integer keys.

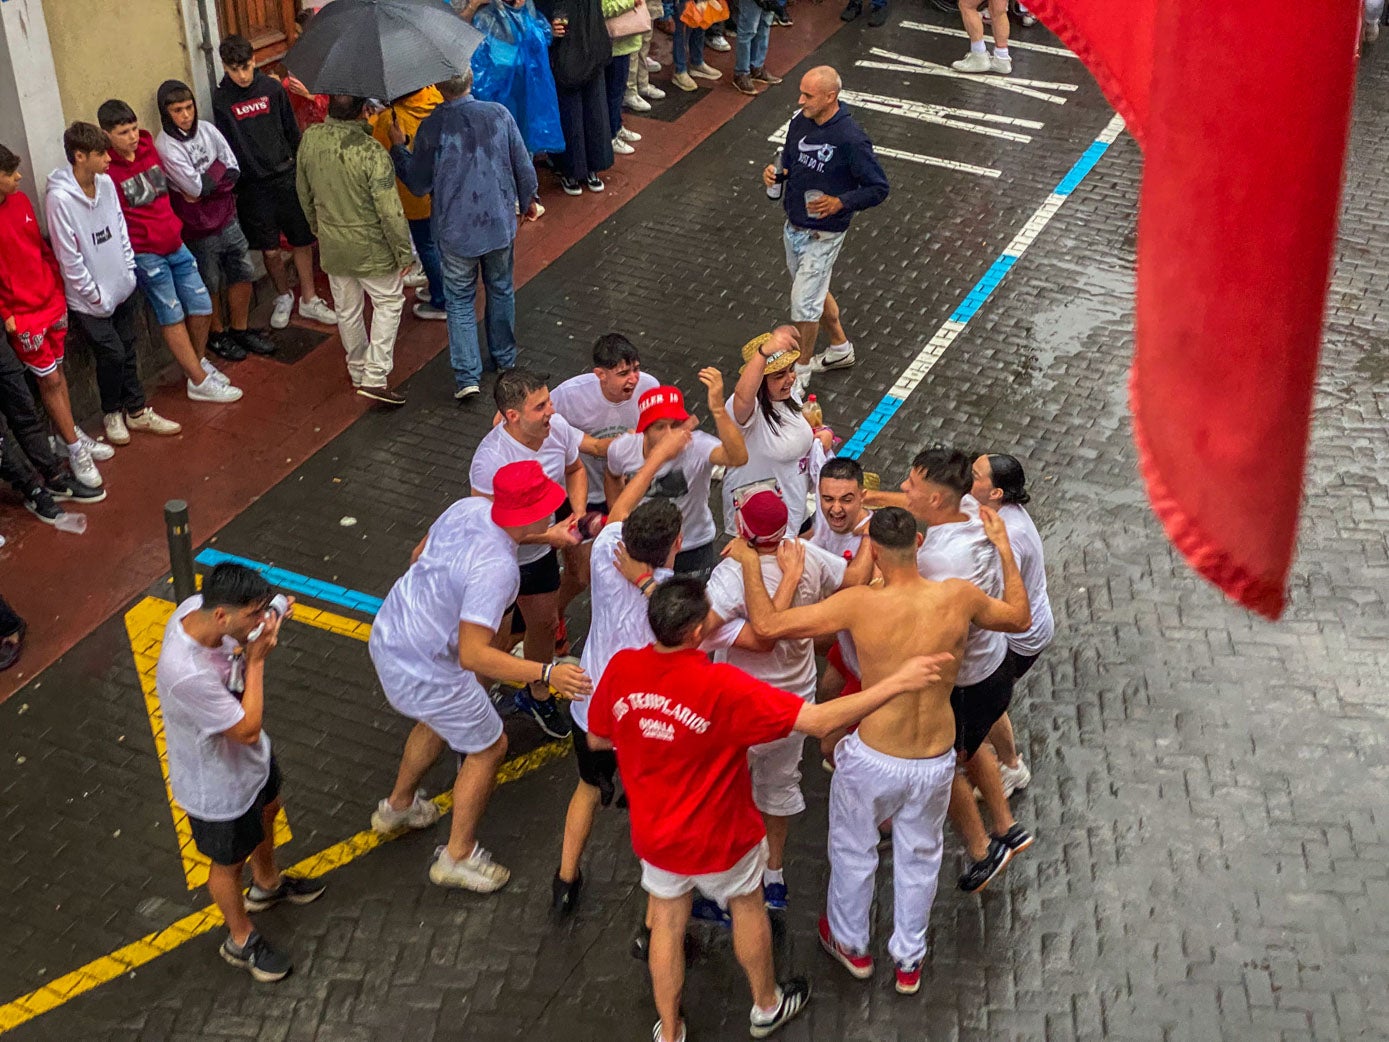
[{"left": 1024, "top": 1, "right": 1360, "bottom": 618}]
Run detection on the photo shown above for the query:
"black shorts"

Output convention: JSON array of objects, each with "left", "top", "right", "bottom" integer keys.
[
  {"left": 555, "top": 499, "right": 609, "bottom": 521},
  {"left": 572, "top": 723, "right": 618, "bottom": 805},
  {"left": 1005, "top": 648, "right": 1039, "bottom": 679},
  {"left": 236, "top": 172, "right": 315, "bottom": 251},
  {"left": 673, "top": 540, "right": 717, "bottom": 581},
  {"left": 517, "top": 549, "right": 562, "bottom": 596},
  {"left": 187, "top": 756, "right": 282, "bottom": 866},
  {"left": 950, "top": 659, "right": 1015, "bottom": 757}
]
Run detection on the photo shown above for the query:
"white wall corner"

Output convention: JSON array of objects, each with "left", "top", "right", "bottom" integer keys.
[{"left": 0, "top": 0, "right": 68, "bottom": 223}]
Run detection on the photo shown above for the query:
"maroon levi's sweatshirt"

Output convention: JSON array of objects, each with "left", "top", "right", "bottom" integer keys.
[{"left": 106, "top": 130, "right": 186, "bottom": 256}]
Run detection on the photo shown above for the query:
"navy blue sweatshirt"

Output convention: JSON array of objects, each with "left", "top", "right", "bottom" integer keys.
[{"left": 778, "top": 104, "right": 889, "bottom": 233}]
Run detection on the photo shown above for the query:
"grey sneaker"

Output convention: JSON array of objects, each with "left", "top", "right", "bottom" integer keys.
[
  {"left": 428, "top": 843, "right": 510, "bottom": 892},
  {"left": 371, "top": 791, "right": 442, "bottom": 834},
  {"left": 219, "top": 931, "right": 292, "bottom": 983}
]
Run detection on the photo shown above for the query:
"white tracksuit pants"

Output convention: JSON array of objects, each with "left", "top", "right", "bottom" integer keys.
[{"left": 826, "top": 732, "right": 955, "bottom": 964}]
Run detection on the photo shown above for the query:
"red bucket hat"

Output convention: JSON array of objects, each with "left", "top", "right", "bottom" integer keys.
[
  {"left": 636, "top": 386, "right": 691, "bottom": 433},
  {"left": 735, "top": 489, "right": 789, "bottom": 547},
  {"left": 490, "top": 460, "right": 567, "bottom": 527}
]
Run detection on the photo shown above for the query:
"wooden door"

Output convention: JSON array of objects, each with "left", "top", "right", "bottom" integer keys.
[{"left": 219, "top": 0, "right": 300, "bottom": 65}]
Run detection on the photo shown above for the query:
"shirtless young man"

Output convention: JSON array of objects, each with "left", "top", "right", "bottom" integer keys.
[{"left": 728, "top": 505, "right": 1029, "bottom": 994}]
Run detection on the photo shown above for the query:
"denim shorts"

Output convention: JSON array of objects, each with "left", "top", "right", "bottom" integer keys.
[
  {"left": 783, "top": 221, "right": 846, "bottom": 323},
  {"left": 187, "top": 219, "right": 256, "bottom": 296},
  {"left": 134, "top": 245, "right": 213, "bottom": 326}
]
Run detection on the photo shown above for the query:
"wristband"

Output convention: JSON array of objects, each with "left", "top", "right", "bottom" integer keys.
[
  {"left": 639, "top": 577, "right": 657, "bottom": 595},
  {"left": 541, "top": 662, "right": 553, "bottom": 686},
  {"left": 634, "top": 571, "right": 654, "bottom": 587}
]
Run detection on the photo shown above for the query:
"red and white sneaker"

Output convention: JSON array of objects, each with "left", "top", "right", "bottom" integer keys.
[
  {"left": 818, "top": 915, "right": 873, "bottom": 979},
  {"left": 894, "top": 959, "right": 922, "bottom": 995}
]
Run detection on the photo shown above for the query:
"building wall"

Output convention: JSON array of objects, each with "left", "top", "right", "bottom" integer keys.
[{"left": 45, "top": 0, "right": 195, "bottom": 134}]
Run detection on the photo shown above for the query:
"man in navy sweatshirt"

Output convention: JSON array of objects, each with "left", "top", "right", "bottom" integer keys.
[{"left": 762, "top": 66, "right": 888, "bottom": 396}]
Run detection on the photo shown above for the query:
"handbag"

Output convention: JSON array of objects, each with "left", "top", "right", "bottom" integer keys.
[
  {"left": 679, "top": 0, "right": 730, "bottom": 29},
  {"left": 606, "top": 0, "right": 653, "bottom": 37}
]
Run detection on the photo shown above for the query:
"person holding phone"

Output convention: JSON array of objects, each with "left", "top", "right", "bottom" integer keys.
[{"left": 156, "top": 563, "right": 324, "bottom": 984}]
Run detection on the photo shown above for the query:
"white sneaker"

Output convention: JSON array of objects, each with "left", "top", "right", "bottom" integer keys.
[
  {"left": 103, "top": 412, "right": 131, "bottom": 446},
  {"left": 428, "top": 843, "right": 510, "bottom": 892},
  {"left": 299, "top": 296, "right": 338, "bottom": 325},
  {"left": 623, "top": 90, "right": 652, "bottom": 113},
  {"left": 640, "top": 83, "right": 666, "bottom": 100},
  {"left": 689, "top": 63, "right": 722, "bottom": 80},
  {"left": 200, "top": 357, "right": 231, "bottom": 387},
  {"left": 371, "top": 791, "right": 442, "bottom": 834},
  {"left": 644, "top": 56, "right": 662, "bottom": 72},
  {"left": 77, "top": 428, "right": 115, "bottom": 461},
  {"left": 999, "top": 758, "right": 1032, "bottom": 798},
  {"left": 612, "top": 135, "right": 635, "bottom": 155},
  {"left": 412, "top": 302, "right": 447, "bottom": 321},
  {"left": 810, "top": 343, "right": 856, "bottom": 371},
  {"left": 403, "top": 263, "right": 429, "bottom": 289},
  {"left": 618, "top": 126, "right": 642, "bottom": 143},
  {"left": 990, "top": 54, "right": 1013, "bottom": 74},
  {"left": 187, "top": 376, "right": 244, "bottom": 403},
  {"left": 706, "top": 34, "right": 731, "bottom": 52},
  {"left": 952, "top": 51, "right": 993, "bottom": 73},
  {"left": 125, "top": 408, "right": 182, "bottom": 436},
  {"left": 269, "top": 292, "right": 294, "bottom": 330},
  {"left": 454, "top": 384, "right": 481, "bottom": 401},
  {"left": 69, "top": 442, "right": 102, "bottom": 488}
]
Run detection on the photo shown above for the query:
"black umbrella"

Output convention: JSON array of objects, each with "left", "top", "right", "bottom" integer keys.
[{"left": 285, "top": 0, "right": 485, "bottom": 101}]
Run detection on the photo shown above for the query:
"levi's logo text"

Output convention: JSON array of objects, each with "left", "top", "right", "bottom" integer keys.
[
  {"left": 231, "top": 96, "right": 271, "bottom": 120},
  {"left": 796, "top": 138, "right": 836, "bottom": 170},
  {"left": 612, "top": 691, "right": 711, "bottom": 737}
]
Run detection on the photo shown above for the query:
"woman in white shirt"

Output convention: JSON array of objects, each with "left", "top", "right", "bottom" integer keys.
[{"left": 722, "top": 326, "right": 816, "bottom": 536}]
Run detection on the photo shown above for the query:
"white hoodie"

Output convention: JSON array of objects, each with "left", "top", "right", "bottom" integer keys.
[{"left": 44, "top": 167, "right": 137, "bottom": 318}]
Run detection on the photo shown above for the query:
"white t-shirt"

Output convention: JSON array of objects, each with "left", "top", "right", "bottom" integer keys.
[
  {"left": 999, "top": 503, "right": 1054, "bottom": 656},
  {"left": 469, "top": 416, "right": 583, "bottom": 565},
  {"left": 369, "top": 498, "right": 520, "bottom": 706},
  {"left": 157, "top": 596, "right": 272, "bottom": 822},
  {"left": 721, "top": 393, "right": 815, "bottom": 537},
  {"left": 916, "top": 507, "right": 1007, "bottom": 686},
  {"left": 574, "top": 521, "right": 672, "bottom": 731},
  {"left": 550, "top": 372, "right": 659, "bottom": 502},
  {"left": 703, "top": 542, "right": 846, "bottom": 699},
  {"left": 606, "top": 429, "right": 723, "bottom": 550}
]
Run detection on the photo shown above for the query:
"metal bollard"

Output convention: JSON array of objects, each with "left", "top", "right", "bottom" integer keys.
[{"left": 165, "top": 500, "right": 197, "bottom": 603}]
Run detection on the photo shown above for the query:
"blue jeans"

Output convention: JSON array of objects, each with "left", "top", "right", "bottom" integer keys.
[
  {"left": 673, "top": 13, "right": 705, "bottom": 73},
  {"left": 735, "top": 2, "right": 773, "bottom": 74},
  {"left": 134, "top": 245, "right": 213, "bottom": 326},
  {"left": 442, "top": 244, "right": 516, "bottom": 389},
  {"left": 408, "top": 218, "right": 445, "bottom": 309}
]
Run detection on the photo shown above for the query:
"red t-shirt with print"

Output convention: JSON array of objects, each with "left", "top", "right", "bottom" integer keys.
[{"left": 587, "top": 644, "right": 804, "bottom": 875}]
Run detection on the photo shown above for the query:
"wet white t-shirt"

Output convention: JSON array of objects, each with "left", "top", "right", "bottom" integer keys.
[
  {"left": 550, "top": 372, "right": 659, "bottom": 502},
  {"left": 369, "top": 498, "right": 520, "bottom": 703},
  {"left": 606, "top": 430, "right": 723, "bottom": 550},
  {"left": 915, "top": 503, "right": 1007, "bottom": 686},
  {"left": 703, "top": 542, "right": 846, "bottom": 699},
  {"left": 721, "top": 393, "right": 815, "bottom": 537},
  {"left": 469, "top": 416, "right": 582, "bottom": 565},
  {"left": 574, "top": 521, "right": 672, "bottom": 731},
  {"left": 157, "top": 596, "right": 272, "bottom": 822},
  {"left": 999, "top": 503, "right": 1054, "bottom": 656}
]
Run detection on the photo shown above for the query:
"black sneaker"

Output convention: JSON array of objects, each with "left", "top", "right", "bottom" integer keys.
[
  {"left": 585, "top": 174, "right": 605, "bottom": 193},
  {"left": 559, "top": 175, "right": 583, "bottom": 196},
  {"left": 244, "top": 874, "right": 326, "bottom": 912},
  {"left": 23, "top": 487, "right": 62, "bottom": 524},
  {"left": 750, "top": 977, "right": 812, "bottom": 1038},
  {"left": 219, "top": 930, "right": 292, "bottom": 983},
  {"left": 518, "top": 689, "right": 572, "bottom": 738},
  {"left": 357, "top": 386, "right": 406, "bottom": 406},
  {"left": 45, "top": 476, "right": 106, "bottom": 503},
  {"left": 993, "top": 823, "right": 1034, "bottom": 855},
  {"left": 231, "top": 328, "right": 278, "bottom": 356},
  {"left": 208, "top": 331, "right": 248, "bottom": 361},
  {"left": 957, "top": 838, "right": 1013, "bottom": 893},
  {"left": 839, "top": 0, "right": 860, "bottom": 19},
  {"left": 551, "top": 870, "right": 582, "bottom": 919},
  {"left": 867, "top": 3, "right": 888, "bottom": 25}
]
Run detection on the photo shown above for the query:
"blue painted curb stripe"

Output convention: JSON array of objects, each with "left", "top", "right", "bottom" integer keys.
[{"left": 195, "top": 548, "right": 383, "bottom": 616}]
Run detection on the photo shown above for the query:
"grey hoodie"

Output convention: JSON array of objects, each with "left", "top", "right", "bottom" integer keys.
[{"left": 44, "top": 167, "right": 137, "bottom": 318}]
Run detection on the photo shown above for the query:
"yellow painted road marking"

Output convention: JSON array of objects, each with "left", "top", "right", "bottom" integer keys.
[{"left": 0, "top": 738, "right": 572, "bottom": 1034}]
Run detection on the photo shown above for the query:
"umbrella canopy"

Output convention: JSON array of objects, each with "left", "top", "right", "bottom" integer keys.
[{"left": 285, "top": 0, "right": 485, "bottom": 102}]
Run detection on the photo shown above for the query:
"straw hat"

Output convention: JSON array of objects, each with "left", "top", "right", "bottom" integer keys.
[{"left": 740, "top": 332, "right": 801, "bottom": 375}]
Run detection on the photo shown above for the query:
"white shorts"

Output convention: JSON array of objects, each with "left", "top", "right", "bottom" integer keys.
[
  {"left": 377, "top": 673, "right": 504, "bottom": 756},
  {"left": 641, "top": 839, "right": 768, "bottom": 904},
  {"left": 784, "top": 221, "right": 847, "bottom": 324},
  {"left": 748, "top": 731, "right": 807, "bottom": 817}
]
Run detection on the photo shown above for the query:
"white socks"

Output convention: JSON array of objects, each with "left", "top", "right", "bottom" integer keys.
[
  {"left": 971, "top": 39, "right": 987, "bottom": 54},
  {"left": 994, "top": 47, "right": 1010, "bottom": 59},
  {"left": 751, "top": 987, "right": 784, "bottom": 1022},
  {"left": 763, "top": 867, "right": 785, "bottom": 885}
]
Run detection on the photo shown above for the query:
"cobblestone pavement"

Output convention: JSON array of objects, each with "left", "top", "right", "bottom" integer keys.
[{"left": 3, "top": 10, "right": 1387, "bottom": 1042}]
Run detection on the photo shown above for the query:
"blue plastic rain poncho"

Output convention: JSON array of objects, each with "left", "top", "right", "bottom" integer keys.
[{"left": 469, "top": 0, "right": 566, "bottom": 155}]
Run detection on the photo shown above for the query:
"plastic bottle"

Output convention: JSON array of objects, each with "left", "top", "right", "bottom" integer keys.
[
  {"left": 801, "top": 394, "right": 823, "bottom": 428},
  {"left": 53, "top": 512, "right": 87, "bottom": 535},
  {"left": 766, "top": 151, "right": 785, "bottom": 200}
]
